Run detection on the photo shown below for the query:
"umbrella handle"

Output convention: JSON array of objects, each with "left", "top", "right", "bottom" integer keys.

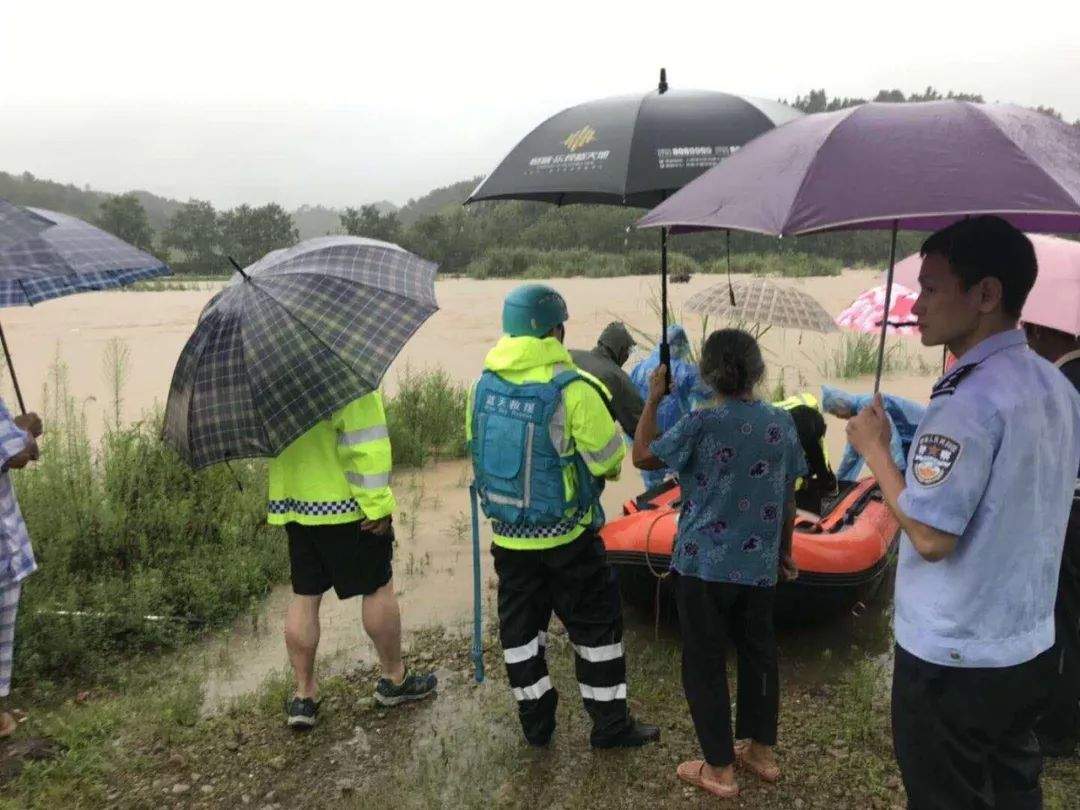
[
  {"left": 0, "top": 318, "right": 26, "bottom": 415},
  {"left": 469, "top": 482, "right": 485, "bottom": 684}
]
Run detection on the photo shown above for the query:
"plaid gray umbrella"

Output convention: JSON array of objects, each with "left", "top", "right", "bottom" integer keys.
[
  {"left": 0, "top": 199, "right": 52, "bottom": 249},
  {"left": 0, "top": 207, "right": 170, "bottom": 305},
  {"left": 685, "top": 277, "right": 838, "bottom": 333},
  {"left": 163, "top": 236, "right": 439, "bottom": 469},
  {"left": 0, "top": 204, "right": 171, "bottom": 413}
]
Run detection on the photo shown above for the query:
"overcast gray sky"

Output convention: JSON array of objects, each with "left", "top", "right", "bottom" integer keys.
[{"left": 3, "top": 1, "right": 1079, "bottom": 209}]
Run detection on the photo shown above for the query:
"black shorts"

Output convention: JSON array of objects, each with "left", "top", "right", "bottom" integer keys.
[{"left": 286, "top": 520, "right": 393, "bottom": 599}]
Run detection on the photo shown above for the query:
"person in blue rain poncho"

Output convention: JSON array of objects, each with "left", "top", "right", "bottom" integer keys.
[
  {"left": 821, "top": 385, "right": 926, "bottom": 481},
  {"left": 629, "top": 325, "right": 710, "bottom": 488}
]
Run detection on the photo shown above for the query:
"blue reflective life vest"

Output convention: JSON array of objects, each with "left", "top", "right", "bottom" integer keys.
[{"left": 471, "top": 369, "right": 601, "bottom": 532}]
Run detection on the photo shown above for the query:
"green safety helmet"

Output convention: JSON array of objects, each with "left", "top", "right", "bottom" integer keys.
[{"left": 502, "top": 284, "right": 569, "bottom": 337}]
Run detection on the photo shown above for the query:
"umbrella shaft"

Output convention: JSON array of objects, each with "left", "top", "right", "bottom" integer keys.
[
  {"left": 660, "top": 228, "right": 671, "bottom": 390},
  {"left": 0, "top": 318, "right": 26, "bottom": 415},
  {"left": 874, "top": 222, "right": 900, "bottom": 395}
]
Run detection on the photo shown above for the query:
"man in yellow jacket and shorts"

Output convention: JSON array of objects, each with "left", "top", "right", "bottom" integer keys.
[{"left": 268, "top": 392, "right": 435, "bottom": 729}]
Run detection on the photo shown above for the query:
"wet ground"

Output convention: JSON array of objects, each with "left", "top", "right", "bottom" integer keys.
[{"left": 198, "top": 455, "right": 895, "bottom": 712}]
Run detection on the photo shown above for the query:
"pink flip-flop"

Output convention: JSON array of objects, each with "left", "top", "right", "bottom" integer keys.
[
  {"left": 0, "top": 712, "right": 17, "bottom": 738},
  {"left": 736, "top": 749, "right": 781, "bottom": 783},
  {"left": 677, "top": 760, "right": 739, "bottom": 799}
]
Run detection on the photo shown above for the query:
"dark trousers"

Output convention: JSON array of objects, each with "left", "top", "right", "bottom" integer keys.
[
  {"left": 676, "top": 574, "right": 779, "bottom": 767},
  {"left": 892, "top": 644, "right": 1054, "bottom": 810},
  {"left": 492, "top": 530, "right": 630, "bottom": 744},
  {"left": 1035, "top": 502, "right": 1080, "bottom": 752}
]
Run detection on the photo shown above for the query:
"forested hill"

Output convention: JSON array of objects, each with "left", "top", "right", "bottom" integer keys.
[{"left": 2, "top": 86, "right": 1076, "bottom": 275}]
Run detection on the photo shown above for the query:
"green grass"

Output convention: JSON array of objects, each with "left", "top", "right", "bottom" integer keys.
[
  {"left": 462, "top": 247, "right": 703, "bottom": 280},
  {"left": 385, "top": 366, "right": 469, "bottom": 468},
  {"left": 6, "top": 618, "right": 1080, "bottom": 809},
  {"left": 705, "top": 251, "right": 844, "bottom": 278},
  {"left": 9, "top": 362, "right": 471, "bottom": 686},
  {"left": 125, "top": 276, "right": 226, "bottom": 292},
  {"left": 2, "top": 665, "right": 206, "bottom": 809},
  {"left": 462, "top": 247, "right": 842, "bottom": 281},
  {"left": 12, "top": 356, "right": 286, "bottom": 685},
  {"left": 818, "top": 334, "right": 940, "bottom": 379}
]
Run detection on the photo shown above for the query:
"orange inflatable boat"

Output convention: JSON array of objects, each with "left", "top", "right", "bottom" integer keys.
[{"left": 602, "top": 478, "right": 900, "bottom": 614}]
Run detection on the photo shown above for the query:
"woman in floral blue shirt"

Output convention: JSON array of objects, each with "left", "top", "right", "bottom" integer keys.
[{"left": 633, "top": 329, "right": 806, "bottom": 799}]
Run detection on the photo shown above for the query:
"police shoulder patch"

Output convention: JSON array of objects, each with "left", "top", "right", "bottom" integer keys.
[
  {"left": 930, "top": 362, "right": 980, "bottom": 399},
  {"left": 911, "top": 433, "right": 962, "bottom": 486}
]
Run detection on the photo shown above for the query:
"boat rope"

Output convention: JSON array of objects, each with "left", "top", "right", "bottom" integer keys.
[
  {"left": 33, "top": 608, "right": 206, "bottom": 625},
  {"left": 644, "top": 510, "right": 673, "bottom": 640}
]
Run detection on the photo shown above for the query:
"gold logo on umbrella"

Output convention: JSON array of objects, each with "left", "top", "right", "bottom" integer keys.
[{"left": 563, "top": 126, "right": 597, "bottom": 152}]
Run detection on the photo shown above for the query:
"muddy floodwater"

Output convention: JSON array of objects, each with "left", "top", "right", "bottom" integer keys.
[
  {"left": 5, "top": 271, "right": 926, "bottom": 708},
  {"left": 197, "top": 450, "right": 895, "bottom": 710}
]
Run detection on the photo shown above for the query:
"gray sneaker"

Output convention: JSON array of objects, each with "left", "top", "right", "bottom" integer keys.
[
  {"left": 375, "top": 670, "right": 437, "bottom": 707},
  {"left": 285, "top": 696, "right": 320, "bottom": 730}
]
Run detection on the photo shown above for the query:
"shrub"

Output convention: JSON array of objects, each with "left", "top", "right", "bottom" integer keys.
[
  {"left": 12, "top": 359, "right": 285, "bottom": 683},
  {"left": 462, "top": 247, "right": 700, "bottom": 279},
  {"left": 705, "top": 251, "right": 843, "bottom": 277},
  {"left": 386, "top": 367, "right": 469, "bottom": 468}
]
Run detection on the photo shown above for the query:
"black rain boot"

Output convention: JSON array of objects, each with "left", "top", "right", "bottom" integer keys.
[{"left": 590, "top": 716, "right": 661, "bottom": 749}]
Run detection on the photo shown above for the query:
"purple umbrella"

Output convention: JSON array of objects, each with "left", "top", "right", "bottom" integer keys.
[{"left": 637, "top": 101, "right": 1080, "bottom": 390}]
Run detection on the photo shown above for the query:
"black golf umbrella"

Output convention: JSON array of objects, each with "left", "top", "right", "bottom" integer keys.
[{"left": 466, "top": 69, "right": 800, "bottom": 367}]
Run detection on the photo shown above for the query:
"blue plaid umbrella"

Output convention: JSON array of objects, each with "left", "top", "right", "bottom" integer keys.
[
  {"left": 0, "top": 200, "right": 52, "bottom": 249},
  {"left": 0, "top": 203, "right": 171, "bottom": 411},
  {"left": 163, "top": 236, "right": 439, "bottom": 469},
  {"left": 0, "top": 207, "right": 169, "bottom": 305}
]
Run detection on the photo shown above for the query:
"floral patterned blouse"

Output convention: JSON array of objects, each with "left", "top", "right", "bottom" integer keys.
[{"left": 650, "top": 399, "right": 807, "bottom": 587}]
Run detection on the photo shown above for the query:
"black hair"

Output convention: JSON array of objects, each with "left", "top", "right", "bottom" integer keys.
[
  {"left": 699, "top": 329, "right": 765, "bottom": 396},
  {"left": 919, "top": 216, "right": 1037, "bottom": 318}
]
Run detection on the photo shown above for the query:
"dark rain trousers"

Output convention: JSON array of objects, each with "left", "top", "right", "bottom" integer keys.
[
  {"left": 1035, "top": 499, "right": 1080, "bottom": 753},
  {"left": 892, "top": 644, "right": 1054, "bottom": 810},
  {"left": 492, "top": 530, "right": 631, "bottom": 745},
  {"left": 675, "top": 574, "right": 779, "bottom": 767}
]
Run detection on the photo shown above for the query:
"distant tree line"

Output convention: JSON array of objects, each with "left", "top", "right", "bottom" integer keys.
[{"left": 5, "top": 86, "right": 1076, "bottom": 276}]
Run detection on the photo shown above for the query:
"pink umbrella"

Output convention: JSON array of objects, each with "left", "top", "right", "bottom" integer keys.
[
  {"left": 836, "top": 283, "right": 920, "bottom": 336},
  {"left": 891, "top": 234, "right": 1080, "bottom": 337}
]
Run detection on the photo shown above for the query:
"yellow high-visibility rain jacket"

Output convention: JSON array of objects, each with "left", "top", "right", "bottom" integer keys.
[
  {"left": 467, "top": 336, "right": 625, "bottom": 550},
  {"left": 268, "top": 391, "right": 396, "bottom": 526}
]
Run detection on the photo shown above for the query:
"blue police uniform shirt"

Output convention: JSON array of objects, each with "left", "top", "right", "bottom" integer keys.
[
  {"left": 651, "top": 400, "right": 808, "bottom": 587},
  {"left": 895, "top": 329, "right": 1080, "bottom": 668}
]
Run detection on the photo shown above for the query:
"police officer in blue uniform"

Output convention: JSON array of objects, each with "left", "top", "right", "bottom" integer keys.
[{"left": 848, "top": 217, "right": 1080, "bottom": 809}]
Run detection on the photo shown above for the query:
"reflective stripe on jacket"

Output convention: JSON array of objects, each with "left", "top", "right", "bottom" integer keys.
[{"left": 268, "top": 391, "right": 396, "bottom": 526}]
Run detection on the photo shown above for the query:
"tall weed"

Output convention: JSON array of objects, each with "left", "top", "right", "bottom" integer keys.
[
  {"left": 819, "top": 333, "right": 917, "bottom": 379},
  {"left": 385, "top": 367, "right": 468, "bottom": 468},
  {"left": 12, "top": 357, "right": 285, "bottom": 683}
]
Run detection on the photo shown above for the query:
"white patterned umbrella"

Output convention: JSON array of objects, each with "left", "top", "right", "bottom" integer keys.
[{"left": 685, "top": 277, "right": 837, "bottom": 333}]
